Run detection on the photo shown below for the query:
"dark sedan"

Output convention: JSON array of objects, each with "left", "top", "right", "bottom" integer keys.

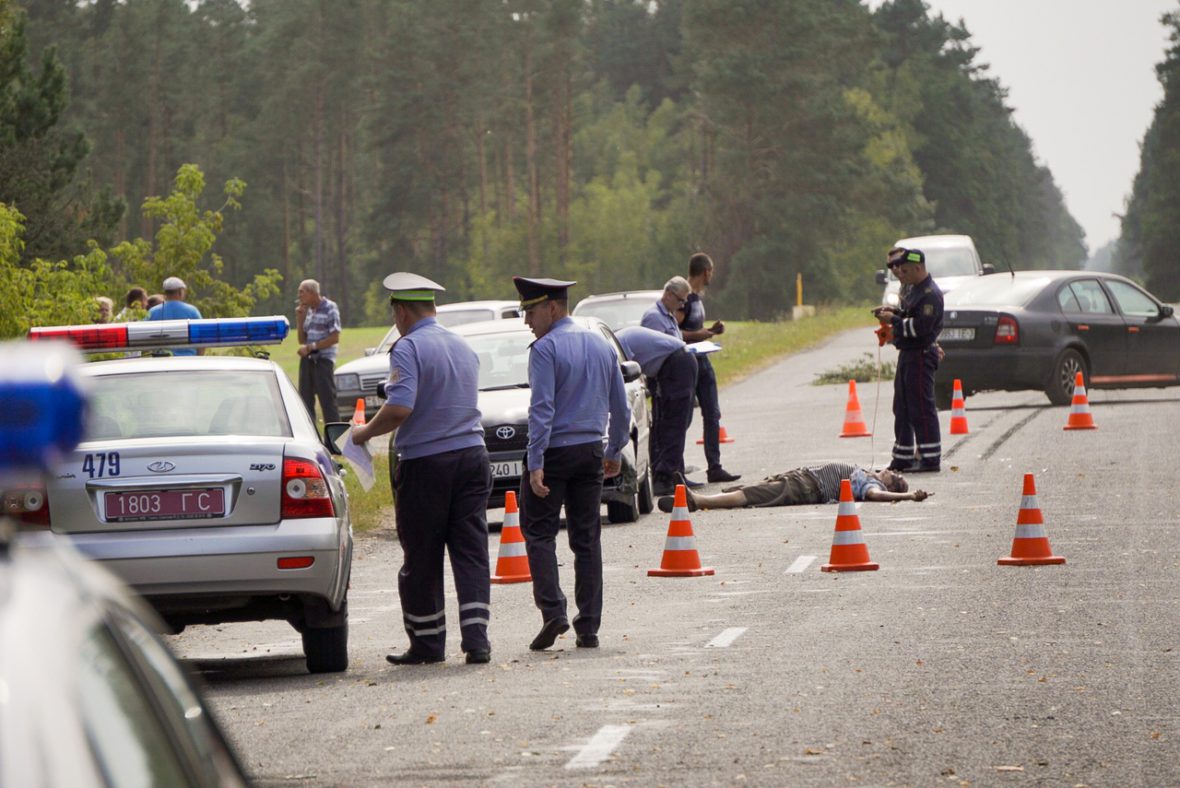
[{"left": 935, "top": 270, "right": 1180, "bottom": 407}]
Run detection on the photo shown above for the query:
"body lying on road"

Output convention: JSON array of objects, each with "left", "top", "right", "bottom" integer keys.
[{"left": 658, "top": 462, "right": 931, "bottom": 513}]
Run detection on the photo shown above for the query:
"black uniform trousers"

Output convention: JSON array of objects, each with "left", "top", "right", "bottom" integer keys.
[
  {"left": 891, "top": 347, "right": 941, "bottom": 470},
  {"left": 520, "top": 441, "right": 604, "bottom": 637},
  {"left": 687, "top": 354, "right": 723, "bottom": 471},
  {"left": 299, "top": 352, "right": 340, "bottom": 425},
  {"left": 650, "top": 348, "right": 698, "bottom": 483},
  {"left": 392, "top": 445, "right": 492, "bottom": 658}
]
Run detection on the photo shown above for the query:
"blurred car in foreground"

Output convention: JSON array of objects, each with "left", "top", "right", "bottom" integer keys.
[
  {"left": 571, "top": 290, "right": 664, "bottom": 331},
  {"left": 450, "top": 317, "right": 653, "bottom": 522},
  {"left": 335, "top": 300, "right": 521, "bottom": 419},
  {"left": 21, "top": 317, "right": 354, "bottom": 674},
  {"left": 876, "top": 234, "right": 996, "bottom": 308},
  {"left": 1, "top": 533, "right": 249, "bottom": 786},
  {"left": 935, "top": 270, "right": 1180, "bottom": 407}
]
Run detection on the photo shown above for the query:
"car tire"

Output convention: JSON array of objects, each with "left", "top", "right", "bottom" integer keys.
[
  {"left": 606, "top": 490, "right": 640, "bottom": 524},
  {"left": 303, "top": 621, "right": 349, "bottom": 674},
  {"left": 934, "top": 383, "right": 954, "bottom": 411},
  {"left": 637, "top": 466, "right": 654, "bottom": 515},
  {"left": 1046, "top": 348, "right": 1087, "bottom": 406}
]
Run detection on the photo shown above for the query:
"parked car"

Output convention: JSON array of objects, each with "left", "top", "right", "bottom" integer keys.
[
  {"left": 424, "top": 317, "right": 654, "bottom": 522},
  {"left": 934, "top": 270, "right": 1180, "bottom": 407},
  {"left": 571, "top": 290, "right": 664, "bottom": 331},
  {"left": 876, "top": 234, "right": 996, "bottom": 307},
  {"left": 335, "top": 300, "right": 521, "bottom": 420},
  {"left": 21, "top": 317, "right": 354, "bottom": 674}
]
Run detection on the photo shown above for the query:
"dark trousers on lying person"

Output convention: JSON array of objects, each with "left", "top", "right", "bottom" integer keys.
[{"left": 393, "top": 445, "right": 492, "bottom": 659}]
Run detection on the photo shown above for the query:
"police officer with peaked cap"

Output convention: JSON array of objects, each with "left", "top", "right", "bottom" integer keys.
[
  {"left": 514, "top": 276, "right": 630, "bottom": 651},
  {"left": 615, "top": 325, "right": 698, "bottom": 496},
  {"left": 875, "top": 248, "right": 944, "bottom": 473},
  {"left": 351, "top": 272, "right": 493, "bottom": 665}
]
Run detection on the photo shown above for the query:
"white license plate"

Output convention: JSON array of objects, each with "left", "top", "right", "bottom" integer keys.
[
  {"left": 491, "top": 461, "right": 522, "bottom": 479},
  {"left": 364, "top": 395, "right": 382, "bottom": 408},
  {"left": 941, "top": 328, "right": 975, "bottom": 342}
]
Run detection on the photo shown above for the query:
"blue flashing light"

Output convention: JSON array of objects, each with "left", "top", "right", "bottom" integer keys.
[
  {"left": 187, "top": 317, "right": 290, "bottom": 346},
  {"left": 0, "top": 344, "right": 87, "bottom": 474}
]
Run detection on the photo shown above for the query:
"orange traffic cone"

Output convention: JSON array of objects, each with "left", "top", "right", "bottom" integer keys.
[
  {"left": 998, "top": 473, "right": 1065, "bottom": 566},
  {"left": 696, "top": 423, "right": 736, "bottom": 445},
  {"left": 838, "top": 380, "right": 871, "bottom": 438},
  {"left": 352, "top": 398, "right": 366, "bottom": 426},
  {"left": 821, "top": 479, "right": 880, "bottom": 572},
  {"left": 949, "top": 379, "right": 969, "bottom": 435},
  {"left": 491, "top": 491, "right": 532, "bottom": 584},
  {"left": 648, "top": 485, "right": 714, "bottom": 577},
  {"left": 1063, "top": 372, "right": 1097, "bottom": 430}
]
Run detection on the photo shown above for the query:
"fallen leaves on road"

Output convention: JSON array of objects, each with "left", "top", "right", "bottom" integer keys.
[{"left": 425, "top": 714, "right": 437, "bottom": 725}]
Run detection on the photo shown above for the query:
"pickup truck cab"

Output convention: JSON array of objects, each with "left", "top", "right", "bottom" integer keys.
[{"left": 876, "top": 234, "right": 996, "bottom": 307}]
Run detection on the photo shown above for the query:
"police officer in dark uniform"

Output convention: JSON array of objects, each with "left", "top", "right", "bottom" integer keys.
[
  {"left": 876, "top": 248, "right": 943, "bottom": 473},
  {"left": 514, "top": 276, "right": 630, "bottom": 651},
  {"left": 350, "top": 272, "right": 493, "bottom": 665},
  {"left": 615, "top": 325, "right": 698, "bottom": 496}
]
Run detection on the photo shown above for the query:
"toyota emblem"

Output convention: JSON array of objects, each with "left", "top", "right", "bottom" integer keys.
[
  {"left": 495, "top": 426, "right": 516, "bottom": 440},
  {"left": 147, "top": 460, "right": 176, "bottom": 473}
]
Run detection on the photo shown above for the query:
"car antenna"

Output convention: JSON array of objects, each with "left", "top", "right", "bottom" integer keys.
[{"left": 1006, "top": 257, "right": 1016, "bottom": 280}]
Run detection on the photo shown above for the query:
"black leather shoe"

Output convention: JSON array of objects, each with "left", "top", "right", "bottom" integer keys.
[
  {"left": 652, "top": 478, "right": 675, "bottom": 496},
  {"left": 465, "top": 649, "right": 491, "bottom": 664},
  {"left": 683, "top": 477, "right": 705, "bottom": 489},
  {"left": 576, "top": 634, "right": 599, "bottom": 648},
  {"left": 707, "top": 468, "right": 741, "bottom": 483},
  {"left": 386, "top": 650, "right": 444, "bottom": 666},
  {"left": 657, "top": 495, "right": 675, "bottom": 514},
  {"left": 529, "top": 617, "right": 570, "bottom": 650}
]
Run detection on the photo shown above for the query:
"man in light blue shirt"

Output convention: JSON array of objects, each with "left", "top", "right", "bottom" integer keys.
[
  {"left": 640, "top": 276, "right": 690, "bottom": 338},
  {"left": 350, "top": 272, "right": 492, "bottom": 667},
  {"left": 514, "top": 275, "right": 630, "bottom": 652},
  {"left": 616, "top": 326, "right": 698, "bottom": 496},
  {"left": 147, "top": 276, "right": 202, "bottom": 356}
]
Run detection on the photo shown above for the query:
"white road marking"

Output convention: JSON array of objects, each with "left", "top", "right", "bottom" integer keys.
[
  {"left": 705, "top": 627, "right": 748, "bottom": 648},
  {"left": 785, "top": 555, "right": 817, "bottom": 573},
  {"left": 565, "top": 724, "right": 633, "bottom": 769}
]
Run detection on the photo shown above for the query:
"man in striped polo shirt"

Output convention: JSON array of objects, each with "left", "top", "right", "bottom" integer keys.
[{"left": 657, "top": 462, "right": 930, "bottom": 513}]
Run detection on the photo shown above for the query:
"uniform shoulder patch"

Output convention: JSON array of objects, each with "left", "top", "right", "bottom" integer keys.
[{"left": 922, "top": 303, "right": 935, "bottom": 316}]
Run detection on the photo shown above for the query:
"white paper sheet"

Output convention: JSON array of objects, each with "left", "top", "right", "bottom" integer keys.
[
  {"left": 340, "top": 426, "right": 376, "bottom": 491},
  {"left": 686, "top": 340, "right": 722, "bottom": 355}
]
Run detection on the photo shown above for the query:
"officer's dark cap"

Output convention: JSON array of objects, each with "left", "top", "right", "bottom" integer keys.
[
  {"left": 513, "top": 276, "right": 576, "bottom": 309},
  {"left": 887, "top": 248, "right": 925, "bottom": 269}
]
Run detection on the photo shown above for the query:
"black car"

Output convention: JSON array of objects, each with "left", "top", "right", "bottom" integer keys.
[{"left": 935, "top": 270, "right": 1180, "bottom": 407}]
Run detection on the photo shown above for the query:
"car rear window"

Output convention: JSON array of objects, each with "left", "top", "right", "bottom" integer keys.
[
  {"left": 943, "top": 276, "right": 1051, "bottom": 308},
  {"left": 86, "top": 370, "right": 291, "bottom": 440},
  {"left": 573, "top": 298, "right": 657, "bottom": 330},
  {"left": 437, "top": 309, "right": 496, "bottom": 328}
]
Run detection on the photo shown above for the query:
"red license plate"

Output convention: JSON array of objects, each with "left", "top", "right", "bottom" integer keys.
[{"left": 104, "top": 489, "right": 226, "bottom": 522}]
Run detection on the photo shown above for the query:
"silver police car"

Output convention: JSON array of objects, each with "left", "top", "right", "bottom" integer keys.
[{"left": 19, "top": 318, "right": 353, "bottom": 674}]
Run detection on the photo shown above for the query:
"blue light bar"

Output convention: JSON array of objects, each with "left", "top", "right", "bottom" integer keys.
[
  {"left": 0, "top": 343, "right": 87, "bottom": 474},
  {"left": 187, "top": 317, "right": 290, "bottom": 346}
]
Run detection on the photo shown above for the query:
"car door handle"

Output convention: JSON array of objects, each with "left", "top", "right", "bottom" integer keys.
[{"left": 1127, "top": 326, "right": 1140, "bottom": 334}]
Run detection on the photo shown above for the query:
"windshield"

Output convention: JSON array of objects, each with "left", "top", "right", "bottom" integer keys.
[
  {"left": 886, "top": 245, "right": 980, "bottom": 280},
  {"left": 943, "top": 276, "right": 1051, "bottom": 308},
  {"left": 437, "top": 308, "right": 496, "bottom": 328},
  {"left": 464, "top": 331, "right": 535, "bottom": 390},
  {"left": 87, "top": 370, "right": 291, "bottom": 440},
  {"left": 573, "top": 296, "right": 658, "bottom": 330}
]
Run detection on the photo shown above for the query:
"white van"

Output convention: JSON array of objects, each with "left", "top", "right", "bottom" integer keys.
[{"left": 875, "top": 234, "right": 996, "bottom": 307}]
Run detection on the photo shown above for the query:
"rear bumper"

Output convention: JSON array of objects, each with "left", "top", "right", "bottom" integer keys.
[
  {"left": 935, "top": 346, "right": 1056, "bottom": 394},
  {"left": 66, "top": 517, "right": 351, "bottom": 609}
]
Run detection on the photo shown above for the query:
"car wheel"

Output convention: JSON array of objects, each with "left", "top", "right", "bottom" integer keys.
[
  {"left": 303, "top": 622, "right": 349, "bottom": 673},
  {"left": 934, "top": 383, "right": 954, "bottom": 411},
  {"left": 1046, "top": 348, "right": 1086, "bottom": 406},
  {"left": 637, "top": 466, "right": 654, "bottom": 515}
]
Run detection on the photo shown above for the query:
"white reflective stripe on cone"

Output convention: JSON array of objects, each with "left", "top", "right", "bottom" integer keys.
[
  {"left": 497, "top": 542, "right": 527, "bottom": 558},
  {"left": 1020, "top": 495, "right": 1039, "bottom": 510},
  {"left": 671, "top": 506, "right": 689, "bottom": 519},
  {"left": 1071, "top": 403, "right": 1091, "bottom": 414},
  {"left": 1014, "top": 524, "right": 1047, "bottom": 539},
  {"left": 663, "top": 536, "right": 698, "bottom": 551},
  {"left": 831, "top": 530, "right": 866, "bottom": 546},
  {"left": 837, "top": 500, "right": 856, "bottom": 517}
]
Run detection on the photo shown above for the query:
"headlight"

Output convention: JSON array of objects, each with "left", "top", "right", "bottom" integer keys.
[{"left": 335, "top": 373, "right": 360, "bottom": 391}]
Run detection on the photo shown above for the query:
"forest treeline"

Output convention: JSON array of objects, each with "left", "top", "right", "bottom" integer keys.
[{"left": 9, "top": 0, "right": 1087, "bottom": 324}]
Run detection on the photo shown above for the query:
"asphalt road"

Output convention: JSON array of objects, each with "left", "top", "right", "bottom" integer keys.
[{"left": 172, "top": 327, "right": 1180, "bottom": 786}]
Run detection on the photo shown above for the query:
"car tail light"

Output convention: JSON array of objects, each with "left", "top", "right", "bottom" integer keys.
[
  {"left": 994, "top": 316, "right": 1019, "bottom": 345},
  {"left": 281, "top": 458, "right": 335, "bottom": 519},
  {"left": 3, "top": 485, "right": 50, "bottom": 527}
]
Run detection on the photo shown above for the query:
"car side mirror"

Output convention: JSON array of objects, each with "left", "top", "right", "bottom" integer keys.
[
  {"left": 621, "top": 360, "right": 642, "bottom": 383},
  {"left": 875, "top": 269, "right": 887, "bottom": 286},
  {"left": 362, "top": 346, "right": 377, "bottom": 357},
  {"left": 1159, "top": 304, "right": 1174, "bottom": 320},
  {"left": 981, "top": 263, "right": 997, "bottom": 275},
  {"left": 323, "top": 422, "right": 351, "bottom": 455}
]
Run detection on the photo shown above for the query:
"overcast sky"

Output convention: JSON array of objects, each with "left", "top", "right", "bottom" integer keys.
[{"left": 871, "top": 0, "right": 1176, "bottom": 255}]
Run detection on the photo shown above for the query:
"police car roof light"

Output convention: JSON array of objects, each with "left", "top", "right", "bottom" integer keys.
[
  {"left": 0, "top": 342, "right": 88, "bottom": 475},
  {"left": 28, "top": 316, "right": 289, "bottom": 352}
]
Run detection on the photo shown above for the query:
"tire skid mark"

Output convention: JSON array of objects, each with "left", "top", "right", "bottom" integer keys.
[{"left": 979, "top": 407, "right": 1046, "bottom": 460}]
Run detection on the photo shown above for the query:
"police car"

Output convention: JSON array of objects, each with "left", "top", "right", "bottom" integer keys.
[
  {"left": 0, "top": 341, "right": 249, "bottom": 786},
  {"left": 17, "top": 317, "right": 354, "bottom": 674}
]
